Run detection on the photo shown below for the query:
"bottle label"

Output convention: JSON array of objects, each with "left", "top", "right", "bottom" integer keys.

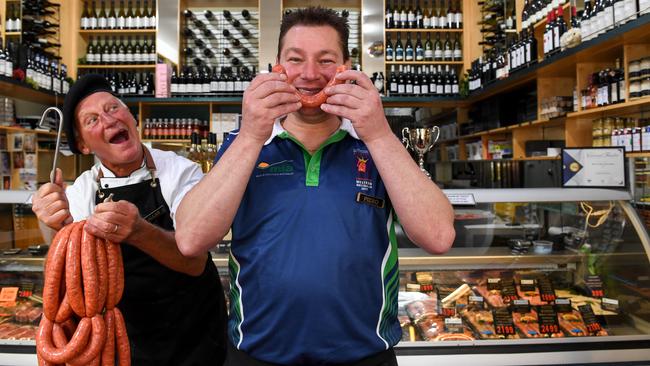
[
  {"left": 444, "top": 49, "right": 452, "bottom": 60},
  {"left": 434, "top": 49, "right": 443, "bottom": 59},
  {"left": 99, "top": 18, "right": 108, "bottom": 29},
  {"left": 437, "top": 85, "right": 443, "bottom": 94},
  {"left": 117, "top": 17, "right": 126, "bottom": 28},
  {"left": 150, "top": 16, "right": 156, "bottom": 28},
  {"left": 456, "top": 13, "right": 462, "bottom": 25},
  {"left": 108, "top": 17, "right": 117, "bottom": 29},
  {"left": 421, "top": 84, "right": 429, "bottom": 95},
  {"left": 125, "top": 52, "right": 133, "bottom": 63},
  {"left": 431, "top": 16, "right": 439, "bottom": 28},
  {"left": 454, "top": 49, "right": 462, "bottom": 60},
  {"left": 405, "top": 49, "right": 414, "bottom": 61},
  {"left": 202, "top": 83, "right": 211, "bottom": 93},
  {"left": 386, "top": 50, "right": 393, "bottom": 61},
  {"left": 444, "top": 84, "right": 451, "bottom": 94},
  {"left": 452, "top": 84, "right": 459, "bottom": 94},
  {"left": 126, "top": 17, "right": 134, "bottom": 28},
  {"left": 425, "top": 49, "right": 434, "bottom": 59},
  {"left": 423, "top": 17, "right": 431, "bottom": 28},
  {"left": 390, "top": 83, "right": 397, "bottom": 93},
  {"left": 406, "top": 84, "right": 413, "bottom": 94},
  {"left": 447, "top": 14, "right": 454, "bottom": 27},
  {"left": 171, "top": 83, "right": 178, "bottom": 93},
  {"left": 413, "top": 85, "right": 421, "bottom": 95},
  {"left": 408, "top": 13, "right": 416, "bottom": 22},
  {"left": 439, "top": 16, "right": 446, "bottom": 28},
  {"left": 398, "top": 84, "right": 405, "bottom": 94},
  {"left": 81, "top": 17, "right": 89, "bottom": 29}
]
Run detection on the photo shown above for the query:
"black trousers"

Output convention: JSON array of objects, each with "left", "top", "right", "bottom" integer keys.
[{"left": 224, "top": 342, "right": 398, "bottom": 366}]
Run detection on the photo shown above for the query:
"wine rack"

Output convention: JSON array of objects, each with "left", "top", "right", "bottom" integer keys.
[{"left": 181, "top": 7, "right": 259, "bottom": 71}]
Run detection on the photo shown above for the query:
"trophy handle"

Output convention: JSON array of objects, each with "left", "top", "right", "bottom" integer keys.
[
  {"left": 428, "top": 126, "right": 441, "bottom": 152},
  {"left": 401, "top": 127, "right": 410, "bottom": 149}
]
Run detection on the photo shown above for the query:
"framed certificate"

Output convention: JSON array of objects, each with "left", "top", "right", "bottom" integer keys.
[{"left": 562, "top": 147, "right": 626, "bottom": 188}]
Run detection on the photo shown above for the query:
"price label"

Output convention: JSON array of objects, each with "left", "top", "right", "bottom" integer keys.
[
  {"left": 444, "top": 317, "right": 464, "bottom": 333},
  {"left": 538, "top": 305, "right": 560, "bottom": 334},
  {"left": 419, "top": 284, "right": 434, "bottom": 293},
  {"left": 487, "top": 278, "right": 501, "bottom": 291},
  {"left": 493, "top": 308, "right": 516, "bottom": 336},
  {"left": 586, "top": 275, "right": 604, "bottom": 298},
  {"left": 601, "top": 297, "right": 620, "bottom": 313},
  {"left": 446, "top": 193, "right": 476, "bottom": 205},
  {"left": 578, "top": 304, "right": 602, "bottom": 334},
  {"left": 501, "top": 279, "right": 519, "bottom": 302},
  {"left": 519, "top": 279, "right": 536, "bottom": 292},
  {"left": 554, "top": 298, "right": 573, "bottom": 313},
  {"left": 511, "top": 299, "right": 531, "bottom": 313},
  {"left": 441, "top": 307, "right": 456, "bottom": 317},
  {"left": 537, "top": 277, "right": 557, "bottom": 302}
]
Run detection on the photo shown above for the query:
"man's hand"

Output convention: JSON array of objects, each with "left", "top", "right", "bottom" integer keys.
[
  {"left": 84, "top": 200, "right": 141, "bottom": 243},
  {"left": 31, "top": 168, "right": 72, "bottom": 230},
  {"left": 321, "top": 70, "right": 393, "bottom": 143},
  {"left": 239, "top": 71, "right": 301, "bottom": 144}
]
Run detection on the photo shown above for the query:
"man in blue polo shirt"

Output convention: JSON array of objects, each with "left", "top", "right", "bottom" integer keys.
[{"left": 176, "top": 7, "right": 455, "bottom": 366}]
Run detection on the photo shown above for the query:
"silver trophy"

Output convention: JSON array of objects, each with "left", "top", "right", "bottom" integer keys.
[{"left": 402, "top": 126, "right": 440, "bottom": 178}]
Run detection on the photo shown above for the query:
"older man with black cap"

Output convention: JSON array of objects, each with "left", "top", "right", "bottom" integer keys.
[{"left": 31, "top": 74, "right": 228, "bottom": 365}]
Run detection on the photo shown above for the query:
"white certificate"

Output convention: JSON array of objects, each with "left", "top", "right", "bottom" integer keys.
[{"left": 562, "top": 148, "right": 625, "bottom": 187}]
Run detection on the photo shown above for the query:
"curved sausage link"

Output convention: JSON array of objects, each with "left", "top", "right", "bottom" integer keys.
[
  {"left": 113, "top": 307, "right": 131, "bottom": 366},
  {"left": 272, "top": 64, "right": 347, "bottom": 108},
  {"left": 101, "top": 309, "right": 116, "bottom": 366},
  {"left": 114, "top": 243, "right": 124, "bottom": 305},
  {"left": 96, "top": 238, "right": 109, "bottom": 312},
  {"left": 54, "top": 294, "right": 73, "bottom": 323},
  {"left": 65, "top": 222, "right": 86, "bottom": 317},
  {"left": 36, "top": 316, "right": 92, "bottom": 364},
  {"left": 43, "top": 223, "right": 74, "bottom": 321},
  {"left": 51, "top": 323, "right": 68, "bottom": 348},
  {"left": 81, "top": 224, "right": 100, "bottom": 317},
  {"left": 68, "top": 315, "right": 106, "bottom": 366},
  {"left": 105, "top": 241, "right": 118, "bottom": 310}
]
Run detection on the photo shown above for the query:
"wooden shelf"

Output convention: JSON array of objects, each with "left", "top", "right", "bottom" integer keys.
[
  {"left": 5, "top": 32, "right": 20, "bottom": 36},
  {"left": 79, "top": 29, "right": 156, "bottom": 35},
  {"left": 385, "top": 29, "right": 463, "bottom": 33},
  {"left": 0, "top": 78, "right": 61, "bottom": 105},
  {"left": 0, "top": 126, "right": 57, "bottom": 136},
  {"left": 77, "top": 64, "right": 156, "bottom": 69},
  {"left": 386, "top": 61, "right": 464, "bottom": 65},
  {"left": 517, "top": 156, "right": 561, "bottom": 161},
  {"left": 567, "top": 97, "right": 650, "bottom": 118},
  {"left": 627, "top": 152, "right": 650, "bottom": 158}
]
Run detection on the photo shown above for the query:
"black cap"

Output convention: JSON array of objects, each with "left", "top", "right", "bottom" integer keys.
[{"left": 63, "top": 74, "right": 114, "bottom": 154}]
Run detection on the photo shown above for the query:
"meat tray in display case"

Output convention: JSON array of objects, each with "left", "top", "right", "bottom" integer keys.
[{"left": 393, "top": 188, "right": 650, "bottom": 365}]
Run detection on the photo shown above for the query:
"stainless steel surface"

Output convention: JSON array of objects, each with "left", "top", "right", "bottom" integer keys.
[
  {"left": 156, "top": 0, "right": 180, "bottom": 65},
  {"left": 361, "top": 0, "right": 384, "bottom": 77},
  {"left": 38, "top": 107, "right": 64, "bottom": 184},
  {"left": 442, "top": 188, "right": 633, "bottom": 203}
]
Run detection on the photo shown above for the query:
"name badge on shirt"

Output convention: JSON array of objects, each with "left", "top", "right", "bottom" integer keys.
[{"left": 355, "top": 192, "right": 385, "bottom": 209}]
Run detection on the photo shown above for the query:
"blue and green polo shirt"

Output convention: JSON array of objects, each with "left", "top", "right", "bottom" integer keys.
[{"left": 216, "top": 119, "right": 401, "bottom": 364}]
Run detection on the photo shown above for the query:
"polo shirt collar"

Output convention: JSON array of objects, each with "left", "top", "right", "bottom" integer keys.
[{"left": 264, "top": 118, "right": 359, "bottom": 145}]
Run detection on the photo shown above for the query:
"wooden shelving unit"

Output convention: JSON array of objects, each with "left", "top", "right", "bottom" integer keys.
[
  {"left": 567, "top": 97, "right": 650, "bottom": 118},
  {"left": 78, "top": 29, "right": 156, "bottom": 35}
]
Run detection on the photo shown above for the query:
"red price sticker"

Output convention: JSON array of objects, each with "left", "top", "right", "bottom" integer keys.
[
  {"left": 540, "top": 324, "right": 559, "bottom": 334},
  {"left": 495, "top": 325, "right": 516, "bottom": 335},
  {"left": 586, "top": 323, "right": 602, "bottom": 332},
  {"left": 591, "top": 289, "right": 604, "bottom": 297},
  {"left": 420, "top": 284, "right": 434, "bottom": 292},
  {"left": 540, "top": 293, "right": 557, "bottom": 302},
  {"left": 441, "top": 307, "right": 455, "bottom": 317}
]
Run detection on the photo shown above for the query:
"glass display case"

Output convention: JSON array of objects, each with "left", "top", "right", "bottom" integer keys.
[{"left": 0, "top": 188, "right": 649, "bottom": 365}]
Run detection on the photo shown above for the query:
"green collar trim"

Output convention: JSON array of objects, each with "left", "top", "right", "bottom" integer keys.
[{"left": 278, "top": 129, "right": 348, "bottom": 186}]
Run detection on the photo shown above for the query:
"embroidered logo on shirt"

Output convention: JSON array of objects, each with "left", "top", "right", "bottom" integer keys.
[
  {"left": 353, "top": 149, "right": 373, "bottom": 191},
  {"left": 256, "top": 160, "right": 294, "bottom": 177}
]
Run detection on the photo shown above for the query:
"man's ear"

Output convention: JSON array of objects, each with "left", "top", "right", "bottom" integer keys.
[{"left": 77, "top": 138, "right": 91, "bottom": 155}]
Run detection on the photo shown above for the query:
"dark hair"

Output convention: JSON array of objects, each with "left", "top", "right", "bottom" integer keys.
[{"left": 278, "top": 6, "right": 350, "bottom": 61}]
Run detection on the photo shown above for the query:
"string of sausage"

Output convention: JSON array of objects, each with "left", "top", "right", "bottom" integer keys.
[
  {"left": 271, "top": 64, "right": 348, "bottom": 108},
  {"left": 36, "top": 221, "right": 130, "bottom": 366}
]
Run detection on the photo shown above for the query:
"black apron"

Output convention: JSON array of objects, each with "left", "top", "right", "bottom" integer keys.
[{"left": 95, "top": 149, "right": 227, "bottom": 366}]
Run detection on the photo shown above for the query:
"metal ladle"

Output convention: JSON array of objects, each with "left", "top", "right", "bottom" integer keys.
[{"left": 38, "top": 107, "right": 64, "bottom": 184}]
